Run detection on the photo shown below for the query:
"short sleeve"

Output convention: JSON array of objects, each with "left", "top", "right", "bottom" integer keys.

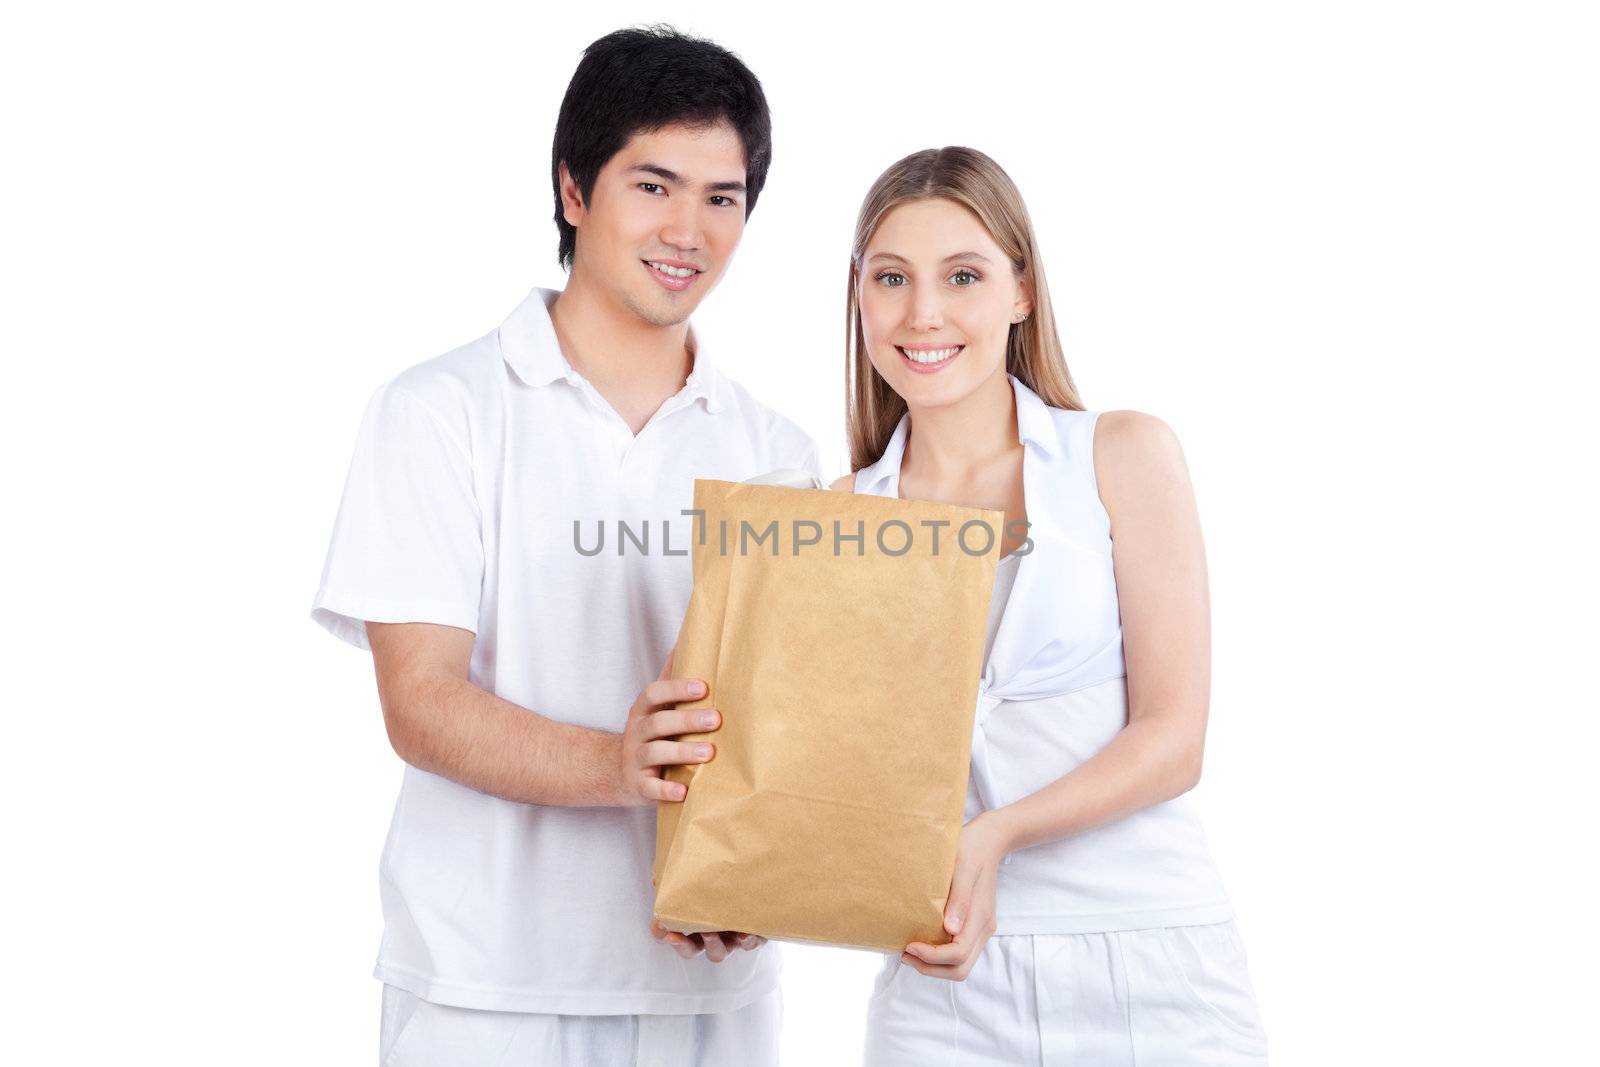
[
  {"left": 310, "top": 384, "right": 484, "bottom": 651},
  {"left": 768, "top": 411, "right": 822, "bottom": 486},
  {"left": 796, "top": 437, "right": 823, "bottom": 487}
]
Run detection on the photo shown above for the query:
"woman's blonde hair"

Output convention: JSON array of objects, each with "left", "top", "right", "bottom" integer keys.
[{"left": 845, "top": 146, "right": 1083, "bottom": 472}]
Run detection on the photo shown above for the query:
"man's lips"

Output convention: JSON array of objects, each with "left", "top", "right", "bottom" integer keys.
[{"left": 644, "top": 259, "right": 703, "bottom": 292}]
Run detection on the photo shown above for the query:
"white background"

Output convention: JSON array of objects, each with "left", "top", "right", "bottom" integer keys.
[{"left": 4, "top": 2, "right": 1597, "bottom": 1063}]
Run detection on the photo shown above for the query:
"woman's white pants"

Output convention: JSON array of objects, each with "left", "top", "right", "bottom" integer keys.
[{"left": 863, "top": 920, "right": 1268, "bottom": 1066}]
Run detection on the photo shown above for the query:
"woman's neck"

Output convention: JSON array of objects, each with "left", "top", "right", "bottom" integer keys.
[{"left": 901, "top": 370, "right": 1020, "bottom": 487}]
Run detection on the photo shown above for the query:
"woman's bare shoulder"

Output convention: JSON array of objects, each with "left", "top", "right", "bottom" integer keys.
[{"left": 1092, "top": 409, "right": 1192, "bottom": 516}]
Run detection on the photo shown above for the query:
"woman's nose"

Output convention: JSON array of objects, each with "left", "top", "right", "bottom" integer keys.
[{"left": 908, "top": 288, "right": 945, "bottom": 330}]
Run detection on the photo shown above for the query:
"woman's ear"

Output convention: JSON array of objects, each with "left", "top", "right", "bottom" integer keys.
[
  {"left": 558, "top": 162, "right": 586, "bottom": 227},
  {"left": 1012, "top": 276, "right": 1035, "bottom": 324}
]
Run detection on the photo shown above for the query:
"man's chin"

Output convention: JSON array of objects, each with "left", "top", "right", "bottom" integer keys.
[{"left": 621, "top": 287, "right": 698, "bottom": 329}]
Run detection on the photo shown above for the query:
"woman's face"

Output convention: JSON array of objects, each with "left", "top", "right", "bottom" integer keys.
[{"left": 857, "top": 198, "right": 1031, "bottom": 411}]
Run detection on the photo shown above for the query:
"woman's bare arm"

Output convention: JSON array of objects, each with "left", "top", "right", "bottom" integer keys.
[{"left": 989, "top": 410, "right": 1212, "bottom": 854}]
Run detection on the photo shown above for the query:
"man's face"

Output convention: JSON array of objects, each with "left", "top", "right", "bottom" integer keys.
[{"left": 562, "top": 122, "right": 749, "bottom": 327}]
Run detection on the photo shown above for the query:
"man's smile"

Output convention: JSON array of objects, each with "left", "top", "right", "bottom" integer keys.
[{"left": 644, "top": 258, "right": 703, "bottom": 291}]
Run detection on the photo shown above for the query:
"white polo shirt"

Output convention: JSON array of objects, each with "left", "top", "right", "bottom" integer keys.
[{"left": 311, "top": 286, "right": 821, "bottom": 1015}]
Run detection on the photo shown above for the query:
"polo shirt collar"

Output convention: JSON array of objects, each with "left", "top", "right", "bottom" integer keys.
[
  {"left": 497, "top": 286, "right": 725, "bottom": 413},
  {"left": 855, "top": 373, "right": 1062, "bottom": 494}
]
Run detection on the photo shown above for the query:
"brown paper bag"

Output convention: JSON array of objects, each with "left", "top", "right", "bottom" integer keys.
[{"left": 652, "top": 478, "right": 1002, "bottom": 953}]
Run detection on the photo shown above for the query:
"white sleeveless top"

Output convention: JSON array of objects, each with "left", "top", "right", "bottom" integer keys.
[{"left": 855, "top": 374, "right": 1234, "bottom": 933}]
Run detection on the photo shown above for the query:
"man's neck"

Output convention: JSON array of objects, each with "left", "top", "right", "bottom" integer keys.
[{"left": 548, "top": 271, "right": 694, "bottom": 434}]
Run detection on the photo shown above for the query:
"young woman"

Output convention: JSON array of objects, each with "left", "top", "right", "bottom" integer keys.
[{"left": 830, "top": 147, "right": 1268, "bottom": 1066}]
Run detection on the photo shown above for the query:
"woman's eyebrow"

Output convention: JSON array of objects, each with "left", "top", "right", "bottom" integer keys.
[{"left": 865, "top": 251, "right": 995, "bottom": 265}]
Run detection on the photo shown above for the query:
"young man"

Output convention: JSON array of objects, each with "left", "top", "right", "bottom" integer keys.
[{"left": 311, "top": 27, "right": 819, "bottom": 1066}]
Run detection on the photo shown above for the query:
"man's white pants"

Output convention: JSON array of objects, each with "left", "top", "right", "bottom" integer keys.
[{"left": 379, "top": 985, "right": 781, "bottom": 1067}]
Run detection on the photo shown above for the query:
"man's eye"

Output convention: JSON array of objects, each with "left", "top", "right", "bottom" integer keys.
[
  {"left": 709, "top": 195, "right": 737, "bottom": 207},
  {"left": 639, "top": 183, "right": 664, "bottom": 195},
  {"left": 949, "top": 269, "right": 980, "bottom": 286},
  {"left": 876, "top": 272, "right": 907, "bottom": 287}
]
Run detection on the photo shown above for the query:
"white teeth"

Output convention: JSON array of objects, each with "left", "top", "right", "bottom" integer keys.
[
  {"left": 902, "top": 346, "right": 961, "bottom": 364},
  {"left": 649, "top": 262, "right": 696, "bottom": 278}
]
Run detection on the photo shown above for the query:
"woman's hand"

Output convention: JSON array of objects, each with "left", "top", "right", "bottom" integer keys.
[{"left": 901, "top": 810, "right": 1013, "bottom": 981}]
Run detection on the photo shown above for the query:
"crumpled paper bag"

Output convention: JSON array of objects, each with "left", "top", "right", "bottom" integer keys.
[{"left": 652, "top": 477, "right": 1003, "bottom": 953}]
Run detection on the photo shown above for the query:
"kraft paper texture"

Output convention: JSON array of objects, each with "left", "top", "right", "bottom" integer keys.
[{"left": 652, "top": 478, "right": 1002, "bottom": 954}]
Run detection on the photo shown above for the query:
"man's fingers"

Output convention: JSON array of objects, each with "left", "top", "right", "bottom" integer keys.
[
  {"left": 652, "top": 920, "right": 703, "bottom": 958},
  {"left": 636, "top": 738, "right": 715, "bottom": 771},
  {"left": 640, "top": 677, "right": 709, "bottom": 711},
  {"left": 662, "top": 930, "right": 703, "bottom": 959},
  {"left": 654, "top": 924, "right": 756, "bottom": 962},
  {"left": 703, "top": 933, "right": 732, "bottom": 963},
  {"left": 639, "top": 707, "right": 721, "bottom": 741},
  {"left": 638, "top": 776, "right": 688, "bottom": 803}
]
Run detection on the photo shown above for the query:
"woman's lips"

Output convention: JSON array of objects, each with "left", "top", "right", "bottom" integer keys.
[{"left": 897, "top": 344, "right": 964, "bottom": 373}]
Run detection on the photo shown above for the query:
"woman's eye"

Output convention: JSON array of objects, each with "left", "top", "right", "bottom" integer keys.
[
  {"left": 949, "top": 269, "right": 980, "bottom": 286},
  {"left": 876, "top": 272, "right": 907, "bottom": 287}
]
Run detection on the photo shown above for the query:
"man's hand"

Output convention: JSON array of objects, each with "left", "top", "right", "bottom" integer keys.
[
  {"left": 614, "top": 652, "right": 722, "bottom": 805},
  {"left": 650, "top": 918, "right": 766, "bottom": 962},
  {"left": 900, "top": 811, "right": 1011, "bottom": 981}
]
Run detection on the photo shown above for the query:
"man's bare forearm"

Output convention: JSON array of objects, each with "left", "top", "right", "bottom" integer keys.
[{"left": 367, "top": 622, "right": 627, "bottom": 807}]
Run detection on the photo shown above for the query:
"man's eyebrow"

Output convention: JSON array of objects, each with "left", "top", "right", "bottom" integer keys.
[
  {"left": 630, "top": 164, "right": 745, "bottom": 194},
  {"left": 631, "top": 164, "right": 684, "bottom": 185}
]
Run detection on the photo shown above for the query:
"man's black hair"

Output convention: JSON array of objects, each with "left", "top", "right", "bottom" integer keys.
[{"left": 551, "top": 25, "right": 773, "bottom": 269}]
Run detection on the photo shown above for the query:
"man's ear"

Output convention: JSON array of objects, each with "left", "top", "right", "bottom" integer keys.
[{"left": 558, "top": 162, "right": 586, "bottom": 227}]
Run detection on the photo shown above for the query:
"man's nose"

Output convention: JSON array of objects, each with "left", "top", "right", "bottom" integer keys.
[{"left": 660, "top": 201, "right": 706, "bottom": 252}]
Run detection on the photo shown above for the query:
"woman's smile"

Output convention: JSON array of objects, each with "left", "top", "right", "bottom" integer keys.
[{"left": 897, "top": 343, "right": 965, "bottom": 372}]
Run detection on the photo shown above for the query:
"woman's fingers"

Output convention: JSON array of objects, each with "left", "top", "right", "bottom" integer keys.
[
  {"left": 942, "top": 855, "right": 984, "bottom": 936},
  {"left": 904, "top": 938, "right": 969, "bottom": 967},
  {"left": 900, "top": 953, "right": 976, "bottom": 981}
]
